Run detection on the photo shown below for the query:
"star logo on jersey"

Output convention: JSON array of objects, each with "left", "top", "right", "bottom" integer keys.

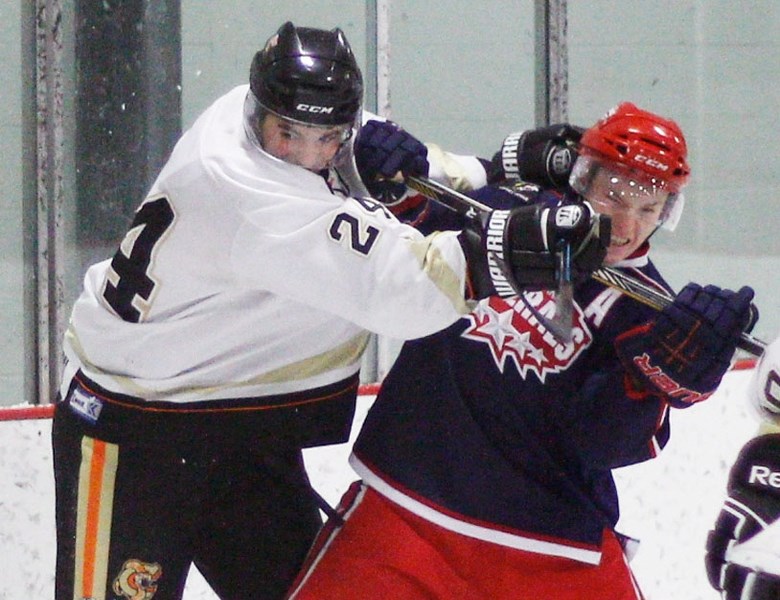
[{"left": 462, "top": 291, "right": 592, "bottom": 382}]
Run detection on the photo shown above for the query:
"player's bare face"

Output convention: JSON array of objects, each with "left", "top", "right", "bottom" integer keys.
[
  {"left": 260, "top": 114, "right": 349, "bottom": 172},
  {"left": 585, "top": 169, "right": 668, "bottom": 265}
]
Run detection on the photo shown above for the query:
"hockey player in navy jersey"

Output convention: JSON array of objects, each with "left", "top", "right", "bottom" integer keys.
[
  {"left": 287, "top": 103, "right": 759, "bottom": 599},
  {"left": 706, "top": 333, "right": 780, "bottom": 600}
]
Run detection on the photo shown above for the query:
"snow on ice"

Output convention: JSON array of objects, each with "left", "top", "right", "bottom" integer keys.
[{"left": 1, "top": 368, "right": 759, "bottom": 599}]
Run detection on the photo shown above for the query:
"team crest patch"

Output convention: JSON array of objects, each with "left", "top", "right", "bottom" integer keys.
[
  {"left": 112, "top": 559, "right": 162, "bottom": 600},
  {"left": 68, "top": 386, "right": 104, "bottom": 424},
  {"left": 462, "top": 291, "right": 592, "bottom": 382}
]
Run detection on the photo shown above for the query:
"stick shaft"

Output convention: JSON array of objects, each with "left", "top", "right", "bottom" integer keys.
[{"left": 406, "top": 176, "right": 767, "bottom": 357}]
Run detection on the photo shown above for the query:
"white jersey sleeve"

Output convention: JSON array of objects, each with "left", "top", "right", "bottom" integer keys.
[
  {"left": 63, "top": 85, "right": 473, "bottom": 403},
  {"left": 748, "top": 331, "right": 780, "bottom": 426}
]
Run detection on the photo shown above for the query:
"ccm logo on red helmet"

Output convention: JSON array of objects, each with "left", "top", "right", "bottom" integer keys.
[
  {"left": 296, "top": 103, "right": 334, "bottom": 114},
  {"left": 749, "top": 464, "right": 780, "bottom": 489},
  {"left": 634, "top": 154, "right": 669, "bottom": 171}
]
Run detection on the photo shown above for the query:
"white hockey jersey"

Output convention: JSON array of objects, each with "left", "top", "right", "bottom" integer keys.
[
  {"left": 748, "top": 330, "right": 780, "bottom": 425},
  {"left": 61, "top": 85, "right": 484, "bottom": 403}
]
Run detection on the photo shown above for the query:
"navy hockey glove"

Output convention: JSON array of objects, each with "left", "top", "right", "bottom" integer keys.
[
  {"left": 616, "top": 283, "right": 757, "bottom": 406},
  {"left": 459, "top": 197, "right": 610, "bottom": 299},
  {"left": 355, "top": 120, "right": 429, "bottom": 205},
  {"left": 487, "top": 124, "right": 584, "bottom": 189},
  {"left": 705, "top": 434, "right": 780, "bottom": 599}
]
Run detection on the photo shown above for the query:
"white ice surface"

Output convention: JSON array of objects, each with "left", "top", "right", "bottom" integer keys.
[{"left": 1, "top": 368, "right": 758, "bottom": 599}]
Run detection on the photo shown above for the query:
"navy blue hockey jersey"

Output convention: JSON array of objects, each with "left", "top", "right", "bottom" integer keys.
[{"left": 351, "top": 184, "right": 677, "bottom": 563}]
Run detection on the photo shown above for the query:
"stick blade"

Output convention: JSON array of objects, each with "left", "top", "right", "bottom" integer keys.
[{"left": 549, "top": 280, "right": 574, "bottom": 343}]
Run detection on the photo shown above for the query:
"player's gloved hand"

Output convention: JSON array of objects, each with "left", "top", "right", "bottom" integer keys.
[
  {"left": 705, "top": 434, "right": 780, "bottom": 599},
  {"left": 355, "top": 120, "right": 429, "bottom": 205},
  {"left": 459, "top": 198, "right": 610, "bottom": 299},
  {"left": 487, "top": 124, "right": 584, "bottom": 189},
  {"left": 616, "top": 283, "right": 757, "bottom": 406}
]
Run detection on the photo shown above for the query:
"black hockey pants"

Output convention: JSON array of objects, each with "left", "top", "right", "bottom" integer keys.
[{"left": 51, "top": 374, "right": 357, "bottom": 600}]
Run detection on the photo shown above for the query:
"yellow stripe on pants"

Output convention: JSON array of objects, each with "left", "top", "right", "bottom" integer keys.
[{"left": 73, "top": 436, "right": 118, "bottom": 600}]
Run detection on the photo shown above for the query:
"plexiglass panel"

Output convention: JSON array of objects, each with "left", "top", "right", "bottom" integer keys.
[
  {"left": 1, "top": 3, "right": 25, "bottom": 404},
  {"left": 15, "top": 2, "right": 777, "bottom": 407},
  {"left": 569, "top": 1, "right": 780, "bottom": 340}
]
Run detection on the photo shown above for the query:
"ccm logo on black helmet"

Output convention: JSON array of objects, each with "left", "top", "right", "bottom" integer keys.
[{"left": 296, "top": 103, "right": 334, "bottom": 114}]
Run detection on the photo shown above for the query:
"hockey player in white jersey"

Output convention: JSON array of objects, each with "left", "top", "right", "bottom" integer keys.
[
  {"left": 51, "top": 21, "right": 608, "bottom": 600},
  {"left": 706, "top": 334, "right": 780, "bottom": 599}
]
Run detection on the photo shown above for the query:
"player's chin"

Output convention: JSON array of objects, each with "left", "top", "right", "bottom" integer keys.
[
  {"left": 298, "top": 160, "right": 332, "bottom": 173},
  {"left": 604, "top": 246, "right": 633, "bottom": 266}
]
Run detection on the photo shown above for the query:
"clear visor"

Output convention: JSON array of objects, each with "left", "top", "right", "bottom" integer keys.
[
  {"left": 242, "top": 90, "right": 353, "bottom": 151},
  {"left": 569, "top": 154, "right": 684, "bottom": 231}
]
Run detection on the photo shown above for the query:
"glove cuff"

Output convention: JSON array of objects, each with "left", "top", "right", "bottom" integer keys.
[
  {"left": 457, "top": 210, "right": 521, "bottom": 300},
  {"left": 492, "top": 126, "right": 581, "bottom": 190},
  {"left": 458, "top": 227, "right": 495, "bottom": 300}
]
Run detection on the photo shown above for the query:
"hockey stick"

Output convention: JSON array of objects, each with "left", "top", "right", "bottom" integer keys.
[
  {"left": 405, "top": 175, "right": 767, "bottom": 357},
  {"left": 406, "top": 175, "right": 576, "bottom": 342},
  {"left": 406, "top": 176, "right": 575, "bottom": 341},
  {"left": 589, "top": 268, "right": 767, "bottom": 357}
]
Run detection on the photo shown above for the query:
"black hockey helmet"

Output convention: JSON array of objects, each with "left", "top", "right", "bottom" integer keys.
[{"left": 249, "top": 22, "right": 363, "bottom": 127}]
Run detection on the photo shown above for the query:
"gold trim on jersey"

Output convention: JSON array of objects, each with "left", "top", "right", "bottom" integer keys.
[
  {"left": 425, "top": 143, "right": 479, "bottom": 192},
  {"left": 246, "top": 331, "right": 370, "bottom": 385},
  {"left": 410, "top": 232, "right": 472, "bottom": 316},
  {"left": 66, "top": 327, "right": 369, "bottom": 401},
  {"left": 74, "top": 436, "right": 119, "bottom": 600},
  {"left": 759, "top": 421, "right": 780, "bottom": 435}
]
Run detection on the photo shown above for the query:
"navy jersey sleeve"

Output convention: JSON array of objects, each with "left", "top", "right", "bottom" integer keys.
[
  {"left": 565, "top": 340, "right": 670, "bottom": 469},
  {"left": 561, "top": 261, "right": 675, "bottom": 469}
]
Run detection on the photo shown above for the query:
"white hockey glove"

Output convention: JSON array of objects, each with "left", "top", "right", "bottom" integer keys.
[{"left": 705, "top": 433, "right": 780, "bottom": 599}]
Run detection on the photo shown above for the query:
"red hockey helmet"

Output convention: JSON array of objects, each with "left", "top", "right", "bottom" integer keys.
[
  {"left": 570, "top": 103, "right": 691, "bottom": 230},
  {"left": 576, "top": 102, "right": 690, "bottom": 192}
]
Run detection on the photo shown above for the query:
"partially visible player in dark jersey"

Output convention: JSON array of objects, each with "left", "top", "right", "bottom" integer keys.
[
  {"left": 706, "top": 331, "right": 780, "bottom": 600},
  {"left": 288, "top": 103, "right": 759, "bottom": 599}
]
